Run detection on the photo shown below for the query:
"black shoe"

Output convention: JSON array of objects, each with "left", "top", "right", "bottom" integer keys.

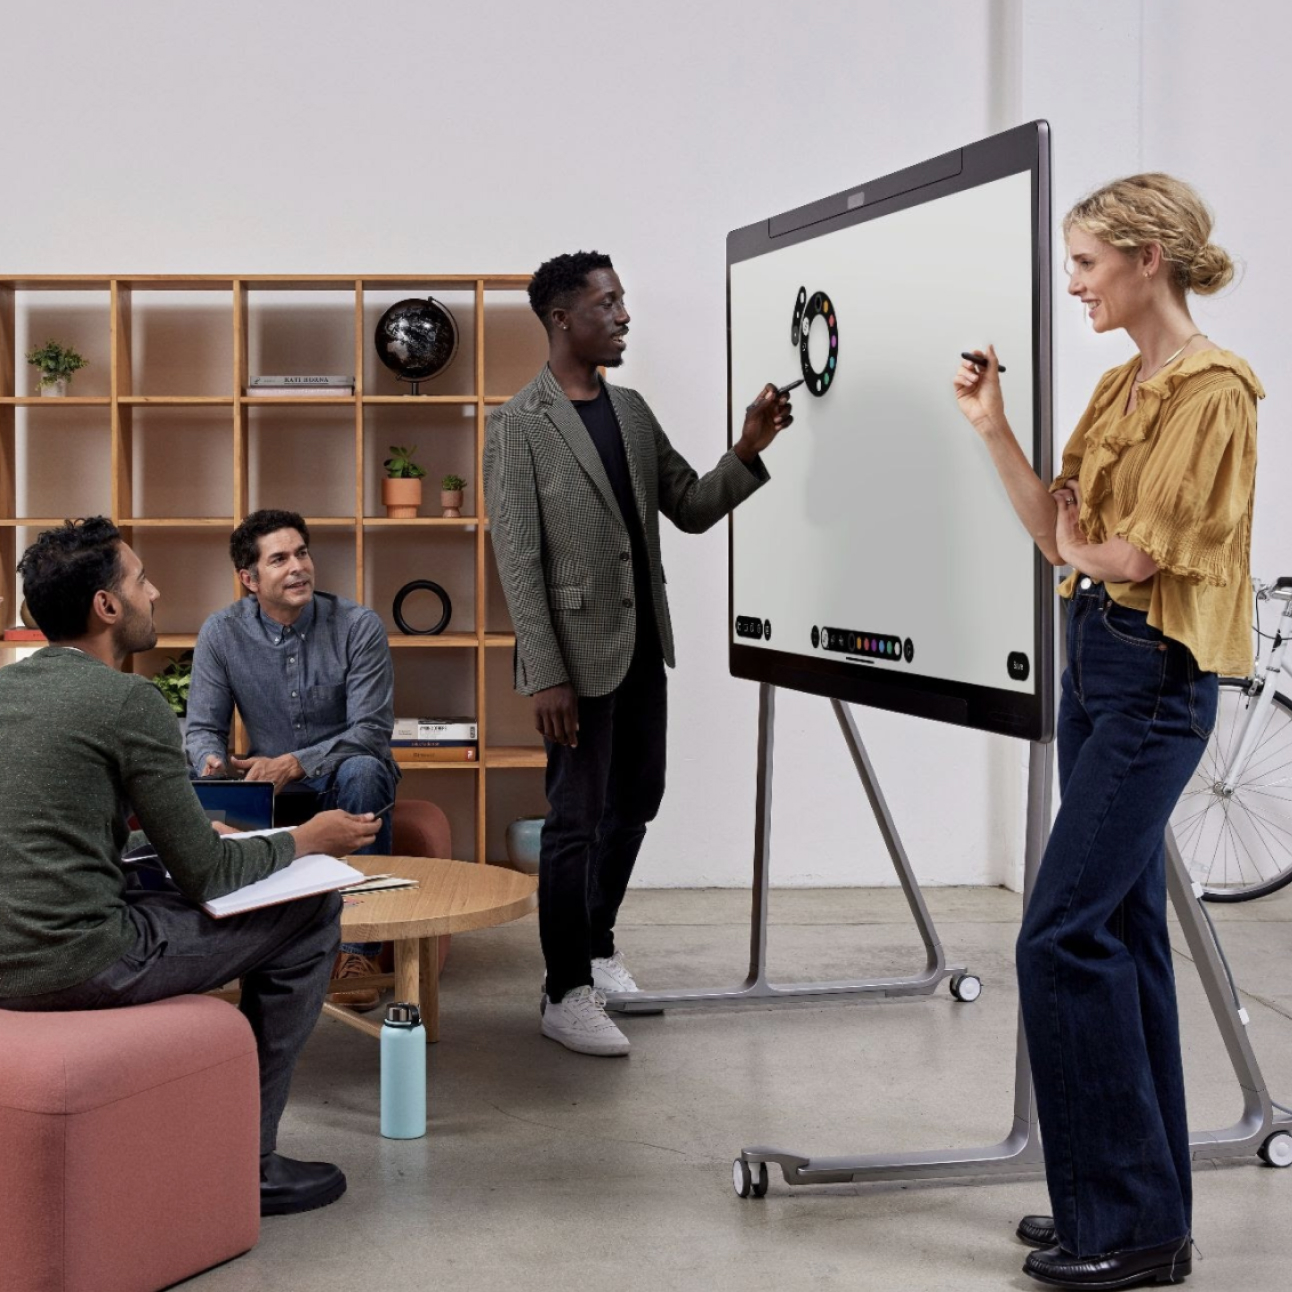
[
  {"left": 259, "top": 1152, "right": 347, "bottom": 1216},
  {"left": 1019, "top": 1214, "right": 1058, "bottom": 1247},
  {"left": 1023, "top": 1237, "right": 1191, "bottom": 1289}
]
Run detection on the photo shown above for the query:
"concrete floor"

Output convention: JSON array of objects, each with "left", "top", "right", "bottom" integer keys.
[{"left": 187, "top": 884, "right": 1292, "bottom": 1291}]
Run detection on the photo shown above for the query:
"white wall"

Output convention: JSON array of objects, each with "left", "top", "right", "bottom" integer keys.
[{"left": 3, "top": 1, "right": 1287, "bottom": 888}]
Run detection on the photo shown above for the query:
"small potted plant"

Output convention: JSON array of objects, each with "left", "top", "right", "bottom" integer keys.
[
  {"left": 26, "top": 340, "right": 88, "bottom": 397},
  {"left": 382, "top": 445, "right": 427, "bottom": 518},
  {"left": 441, "top": 473, "right": 466, "bottom": 518},
  {"left": 151, "top": 652, "right": 194, "bottom": 732}
]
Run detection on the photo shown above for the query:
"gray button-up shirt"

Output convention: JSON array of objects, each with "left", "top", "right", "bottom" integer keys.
[{"left": 185, "top": 593, "right": 397, "bottom": 782}]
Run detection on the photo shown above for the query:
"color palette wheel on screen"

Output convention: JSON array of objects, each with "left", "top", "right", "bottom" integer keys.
[{"left": 798, "top": 289, "right": 838, "bottom": 396}]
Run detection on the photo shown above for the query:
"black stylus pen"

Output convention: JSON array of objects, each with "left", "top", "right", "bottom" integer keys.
[
  {"left": 961, "top": 351, "right": 1007, "bottom": 374},
  {"left": 745, "top": 378, "right": 802, "bottom": 412}
]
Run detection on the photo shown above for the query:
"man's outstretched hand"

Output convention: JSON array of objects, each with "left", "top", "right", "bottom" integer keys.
[
  {"left": 534, "top": 682, "right": 579, "bottom": 748},
  {"left": 734, "top": 383, "right": 794, "bottom": 464}
]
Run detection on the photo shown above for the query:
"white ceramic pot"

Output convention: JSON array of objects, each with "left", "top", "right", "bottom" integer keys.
[{"left": 40, "top": 378, "right": 68, "bottom": 397}]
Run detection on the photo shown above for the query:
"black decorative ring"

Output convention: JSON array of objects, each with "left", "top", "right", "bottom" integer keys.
[
  {"left": 799, "top": 289, "right": 839, "bottom": 396},
  {"left": 393, "top": 580, "right": 452, "bottom": 636},
  {"left": 790, "top": 285, "right": 807, "bottom": 346}
]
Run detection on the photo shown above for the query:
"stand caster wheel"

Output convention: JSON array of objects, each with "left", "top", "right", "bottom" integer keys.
[
  {"left": 1259, "top": 1131, "right": 1292, "bottom": 1168},
  {"left": 733, "top": 1159, "right": 769, "bottom": 1198},
  {"left": 950, "top": 973, "right": 982, "bottom": 1003}
]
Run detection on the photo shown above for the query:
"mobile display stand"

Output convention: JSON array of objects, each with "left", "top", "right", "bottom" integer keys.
[
  {"left": 726, "top": 712, "right": 1292, "bottom": 1200},
  {"left": 606, "top": 682, "right": 978, "bottom": 1019}
]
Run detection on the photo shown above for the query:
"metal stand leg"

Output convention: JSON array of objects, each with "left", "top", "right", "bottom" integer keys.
[
  {"left": 735, "top": 756, "right": 1292, "bottom": 1191},
  {"left": 608, "top": 682, "right": 967, "bottom": 1016},
  {"left": 739, "top": 737, "right": 1052, "bottom": 1187},
  {"left": 1165, "top": 829, "right": 1292, "bottom": 1162}
]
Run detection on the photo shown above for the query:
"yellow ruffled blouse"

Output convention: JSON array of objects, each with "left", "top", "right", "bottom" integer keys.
[{"left": 1053, "top": 350, "right": 1263, "bottom": 677}]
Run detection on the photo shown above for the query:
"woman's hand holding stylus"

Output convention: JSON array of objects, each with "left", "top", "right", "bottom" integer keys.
[{"left": 953, "top": 344, "right": 1006, "bottom": 435}]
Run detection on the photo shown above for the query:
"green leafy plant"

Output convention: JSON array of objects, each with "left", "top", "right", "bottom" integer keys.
[
  {"left": 26, "top": 340, "right": 88, "bottom": 385},
  {"left": 441, "top": 473, "right": 466, "bottom": 492},
  {"left": 151, "top": 652, "right": 194, "bottom": 718},
  {"left": 384, "top": 445, "right": 427, "bottom": 479}
]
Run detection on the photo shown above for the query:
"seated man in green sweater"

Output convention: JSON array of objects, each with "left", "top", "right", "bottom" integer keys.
[{"left": 0, "top": 518, "right": 380, "bottom": 1217}]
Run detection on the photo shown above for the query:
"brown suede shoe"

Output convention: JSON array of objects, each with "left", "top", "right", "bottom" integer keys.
[{"left": 326, "top": 952, "right": 382, "bottom": 1011}]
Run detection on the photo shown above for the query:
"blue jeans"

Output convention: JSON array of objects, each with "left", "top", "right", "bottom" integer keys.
[
  {"left": 1018, "top": 582, "right": 1218, "bottom": 1257},
  {"left": 297, "top": 755, "right": 396, "bottom": 957}
]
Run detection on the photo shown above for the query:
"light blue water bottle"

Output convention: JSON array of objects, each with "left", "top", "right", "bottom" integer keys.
[{"left": 380, "top": 1001, "right": 426, "bottom": 1139}]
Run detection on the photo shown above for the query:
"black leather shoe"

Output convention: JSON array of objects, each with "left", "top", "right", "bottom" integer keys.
[
  {"left": 260, "top": 1152, "right": 347, "bottom": 1216},
  {"left": 1024, "top": 1237, "right": 1191, "bottom": 1288},
  {"left": 1019, "top": 1215, "right": 1058, "bottom": 1247}
]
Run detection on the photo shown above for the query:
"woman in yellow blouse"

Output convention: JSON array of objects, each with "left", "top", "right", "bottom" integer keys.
[{"left": 955, "top": 173, "right": 1261, "bottom": 1290}]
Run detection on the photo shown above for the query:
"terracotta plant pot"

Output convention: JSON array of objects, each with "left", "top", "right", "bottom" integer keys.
[
  {"left": 382, "top": 477, "right": 423, "bottom": 519},
  {"left": 440, "top": 488, "right": 464, "bottom": 518}
]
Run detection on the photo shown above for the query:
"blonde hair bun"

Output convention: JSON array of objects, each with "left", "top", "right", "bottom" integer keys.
[
  {"left": 1188, "top": 242, "right": 1235, "bottom": 296},
  {"left": 1064, "top": 172, "right": 1234, "bottom": 296}
]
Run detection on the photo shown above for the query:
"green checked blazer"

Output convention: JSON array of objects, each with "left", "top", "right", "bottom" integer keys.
[{"left": 484, "top": 365, "right": 767, "bottom": 698}]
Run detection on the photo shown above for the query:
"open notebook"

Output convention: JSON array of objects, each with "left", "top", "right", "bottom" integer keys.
[{"left": 201, "top": 829, "right": 365, "bottom": 919}]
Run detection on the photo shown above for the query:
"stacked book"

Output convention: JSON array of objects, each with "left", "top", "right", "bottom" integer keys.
[
  {"left": 247, "top": 375, "right": 355, "bottom": 397},
  {"left": 391, "top": 718, "right": 478, "bottom": 761}
]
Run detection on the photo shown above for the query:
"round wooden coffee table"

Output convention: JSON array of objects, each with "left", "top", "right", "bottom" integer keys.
[{"left": 322, "top": 856, "right": 537, "bottom": 1043}]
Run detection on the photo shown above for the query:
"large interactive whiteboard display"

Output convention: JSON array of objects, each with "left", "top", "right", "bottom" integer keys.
[{"left": 728, "top": 122, "right": 1054, "bottom": 741}]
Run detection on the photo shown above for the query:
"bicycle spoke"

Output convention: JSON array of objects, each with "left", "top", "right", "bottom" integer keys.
[
  {"left": 1233, "top": 794, "right": 1292, "bottom": 844},
  {"left": 1231, "top": 797, "right": 1292, "bottom": 882},
  {"left": 1240, "top": 785, "right": 1292, "bottom": 805},
  {"left": 1236, "top": 726, "right": 1292, "bottom": 782},
  {"left": 1170, "top": 684, "right": 1292, "bottom": 898},
  {"left": 1174, "top": 798, "right": 1217, "bottom": 860},
  {"left": 1202, "top": 798, "right": 1233, "bottom": 887}
]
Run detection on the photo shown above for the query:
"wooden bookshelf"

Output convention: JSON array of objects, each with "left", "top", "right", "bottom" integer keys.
[{"left": 0, "top": 274, "right": 549, "bottom": 863}]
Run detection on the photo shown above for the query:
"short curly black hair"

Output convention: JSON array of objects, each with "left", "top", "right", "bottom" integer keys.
[
  {"left": 528, "top": 251, "right": 615, "bottom": 329},
  {"left": 17, "top": 516, "right": 124, "bottom": 641},
  {"left": 230, "top": 509, "right": 310, "bottom": 574}
]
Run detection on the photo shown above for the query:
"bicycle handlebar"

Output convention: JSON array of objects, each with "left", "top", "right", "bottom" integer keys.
[{"left": 1255, "top": 576, "right": 1292, "bottom": 603}]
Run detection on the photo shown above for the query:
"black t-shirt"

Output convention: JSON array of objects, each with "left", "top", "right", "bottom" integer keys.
[{"left": 570, "top": 384, "right": 659, "bottom": 658}]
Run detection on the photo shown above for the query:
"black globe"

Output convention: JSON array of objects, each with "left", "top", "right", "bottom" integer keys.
[{"left": 374, "top": 297, "right": 459, "bottom": 388}]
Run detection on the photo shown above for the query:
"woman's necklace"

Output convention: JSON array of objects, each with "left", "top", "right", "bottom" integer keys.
[{"left": 1134, "top": 331, "right": 1206, "bottom": 386}]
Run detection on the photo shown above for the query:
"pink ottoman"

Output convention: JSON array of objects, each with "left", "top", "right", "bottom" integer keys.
[{"left": 0, "top": 994, "right": 260, "bottom": 1292}]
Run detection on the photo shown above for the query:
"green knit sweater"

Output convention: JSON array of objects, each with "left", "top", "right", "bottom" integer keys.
[{"left": 0, "top": 647, "right": 296, "bottom": 998}]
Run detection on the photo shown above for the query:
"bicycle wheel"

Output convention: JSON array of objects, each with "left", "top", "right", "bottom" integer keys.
[{"left": 1170, "top": 678, "right": 1292, "bottom": 901}]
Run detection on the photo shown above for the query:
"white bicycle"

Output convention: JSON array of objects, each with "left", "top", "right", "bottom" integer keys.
[{"left": 1170, "top": 576, "right": 1292, "bottom": 901}]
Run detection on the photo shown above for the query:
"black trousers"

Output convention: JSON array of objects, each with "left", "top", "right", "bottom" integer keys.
[
  {"left": 540, "top": 643, "right": 667, "bottom": 1002},
  {"left": 1, "top": 883, "right": 341, "bottom": 1155}
]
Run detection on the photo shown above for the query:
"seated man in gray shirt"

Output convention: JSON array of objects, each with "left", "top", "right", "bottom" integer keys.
[
  {"left": 185, "top": 510, "right": 398, "bottom": 1008},
  {"left": 0, "top": 518, "right": 381, "bottom": 1215}
]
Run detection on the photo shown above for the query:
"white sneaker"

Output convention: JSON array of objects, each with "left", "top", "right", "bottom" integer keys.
[
  {"left": 541, "top": 986, "right": 630, "bottom": 1056},
  {"left": 592, "top": 950, "right": 639, "bottom": 994}
]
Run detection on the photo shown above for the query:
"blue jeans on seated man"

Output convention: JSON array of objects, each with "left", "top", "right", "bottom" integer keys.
[
  {"left": 291, "top": 754, "right": 396, "bottom": 957},
  {"left": 1017, "top": 583, "right": 1218, "bottom": 1258}
]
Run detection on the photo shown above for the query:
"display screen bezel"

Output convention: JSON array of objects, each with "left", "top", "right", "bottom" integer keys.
[{"left": 726, "top": 121, "right": 1054, "bottom": 743}]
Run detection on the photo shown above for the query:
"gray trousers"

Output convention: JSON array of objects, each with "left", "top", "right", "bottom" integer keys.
[{"left": 0, "top": 884, "right": 341, "bottom": 1155}]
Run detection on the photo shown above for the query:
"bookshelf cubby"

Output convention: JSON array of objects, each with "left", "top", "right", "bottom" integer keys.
[{"left": 0, "top": 275, "right": 551, "bottom": 864}]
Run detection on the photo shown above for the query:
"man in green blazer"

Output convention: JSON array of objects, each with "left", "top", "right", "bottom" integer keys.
[{"left": 485, "top": 251, "right": 792, "bottom": 1056}]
